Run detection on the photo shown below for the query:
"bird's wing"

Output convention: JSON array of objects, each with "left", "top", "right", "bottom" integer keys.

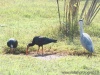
[
  {"left": 39, "top": 37, "right": 47, "bottom": 43},
  {"left": 38, "top": 37, "right": 51, "bottom": 45},
  {"left": 14, "top": 40, "right": 18, "bottom": 48},
  {"left": 34, "top": 37, "right": 45, "bottom": 46},
  {"left": 81, "top": 33, "right": 94, "bottom": 52},
  {"left": 81, "top": 33, "right": 93, "bottom": 45}
]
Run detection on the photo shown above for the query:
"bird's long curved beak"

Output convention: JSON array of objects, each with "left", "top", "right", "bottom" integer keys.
[{"left": 26, "top": 45, "right": 29, "bottom": 55}]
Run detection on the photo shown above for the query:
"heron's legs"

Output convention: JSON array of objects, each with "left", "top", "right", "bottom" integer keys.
[{"left": 88, "top": 52, "right": 92, "bottom": 57}]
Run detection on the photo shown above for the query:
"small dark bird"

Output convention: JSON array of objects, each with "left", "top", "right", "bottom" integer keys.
[
  {"left": 7, "top": 38, "right": 18, "bottom": 53},
  {"left": 26, "top": 36, "right": 57, "bottom": 55}
]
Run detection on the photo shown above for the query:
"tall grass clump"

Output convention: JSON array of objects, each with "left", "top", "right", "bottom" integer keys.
[
  {"left": 57, "top": 0, "right": 80, "bottom": 42},
  {"left": 80, "top": 0, "right": 100, "bottom": 25},
  {"left": 57, "top": 0, "right": 99, "bottom": 41}
]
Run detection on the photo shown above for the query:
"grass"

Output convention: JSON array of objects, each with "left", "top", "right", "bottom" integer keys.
[
  {"left": 0, "top": 0, "right": 100, "bottom": 75},
  {"left": 0, "top": 55, "right": 100, "bottom": 75}
]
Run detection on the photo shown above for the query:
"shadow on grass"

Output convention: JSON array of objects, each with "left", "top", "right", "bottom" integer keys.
[
  {"left": 34, "top": 52, "right": 57, "bottom": 57},
  {"left": 3, "top": 47, "right": 26, "bottom": 55},
  {"left": 2, "top": 46, "right": 96, "bottom": 57},
  {"left": 57, "top": 50, "right": 96, "bottom": 57},
  {"left": 3, "top": 46, "right": 35, "bottom": 55}
]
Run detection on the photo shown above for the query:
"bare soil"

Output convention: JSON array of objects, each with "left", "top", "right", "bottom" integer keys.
[
  {"left": 5, "top": 49, "right": 96, "bottom": 60},
  {"left": 25, "top": 50, "right": 92, "bottom": 60}
]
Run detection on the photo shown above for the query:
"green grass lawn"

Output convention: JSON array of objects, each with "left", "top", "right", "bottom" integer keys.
[
  {"left": 0, "top": 0, "right": 100, "bottom": 75},
  {"left": 0, "top": 55, "right": 100, "bottom": 75}
]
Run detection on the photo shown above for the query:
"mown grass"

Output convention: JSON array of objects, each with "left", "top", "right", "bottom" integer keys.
[
  {"left": 0, "top": 0, "right": 100, "bottom": 74},
  {"left": 0, "top": 55, "right": 100, "bottom": 75}
]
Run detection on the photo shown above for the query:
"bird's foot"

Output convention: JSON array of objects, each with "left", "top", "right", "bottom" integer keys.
[
  {"left": 26, "top": 51, "right": 29, "bottom": 55},
  {"left": 42, "top": 53, "right": 44, "bottom": 56},
  {"left": 87, "top": 53, "right": 92, "bottom": 58},
  {"left": 37, "top": 52, "right": 41, "bottom": 56},
  {"left": 37, "top": 52, "right": 39, "bottom": 55}
]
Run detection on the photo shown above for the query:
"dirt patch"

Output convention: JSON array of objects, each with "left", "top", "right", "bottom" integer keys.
[
  {"left": 25, "top": 50, "right": 95, "bottom": 60},
  {"left": 34, "top": 55, "right": 63, "bottom": 60},
  {"left": 28, "top": 50, "right": 90, "bottom": 56},
  {"left": 4, "top": 49, "right": 96, "bottom": 60}
]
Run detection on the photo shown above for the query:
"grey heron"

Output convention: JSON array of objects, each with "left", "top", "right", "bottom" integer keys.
[{"left": 79, "top": 19, "right": 94, "bottom": 56}]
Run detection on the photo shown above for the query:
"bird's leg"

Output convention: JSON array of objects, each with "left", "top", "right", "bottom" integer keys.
[
  {"left": 26, "top": 50, "right": 28, "bottom": 55},
  {"left": 88, "top": 52, "right": 92, "bottom": 58},
  {"left": 10, "top": 48, "right": 14, "bottom": 54},
  {"left": 13, "top": 48, "right": 15, "bottom": 54},
  {"left": 83, "top": 49, "right": 86, "bottom": 54},
  {"left": 42, "top": 46, "right": 43, "bottom": 56},
  {"left": 26, "top": 45, "right": 29, "bottom": 55},
  {"left": 37, "top": 46, "right": 40, "bottom": 55}
]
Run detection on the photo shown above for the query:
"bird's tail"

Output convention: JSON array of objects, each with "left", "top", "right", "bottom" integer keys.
[
  {"left": 51, "top": 39, "right": 57, "bottom": 43},
  {"left": 46, "top": 37, "right": 57, "bottom": 43},
  {"left": 53, "top": 40, "right": 57, "bottom": 43}
]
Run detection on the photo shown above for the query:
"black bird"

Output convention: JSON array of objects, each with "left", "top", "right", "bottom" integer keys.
[
  {"left": 7, "top": 38, "right": 18, "bottom": 53},
  {"left": 26, "top": 36, "right": 57, "bottom": 55}
]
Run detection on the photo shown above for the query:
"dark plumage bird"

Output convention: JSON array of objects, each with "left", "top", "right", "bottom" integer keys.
[
  {"left": 26, "top": 36, "right": 57, "bottom": 55},
  {"left": 7, "top": 38, "right": 18, "bottom": 53}
]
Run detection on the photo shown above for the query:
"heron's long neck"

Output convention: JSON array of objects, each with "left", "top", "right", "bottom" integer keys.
[{"left": 80, "top": 22, "right": 84, "bottom": 36}]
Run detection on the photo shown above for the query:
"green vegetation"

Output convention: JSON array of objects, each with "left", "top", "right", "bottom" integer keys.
[
  {"left": 0, "top": 55, "right": 100, "bottom": 75},
  {"left": 0, "top": 0, "right": 100, "bottom": 75}
]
